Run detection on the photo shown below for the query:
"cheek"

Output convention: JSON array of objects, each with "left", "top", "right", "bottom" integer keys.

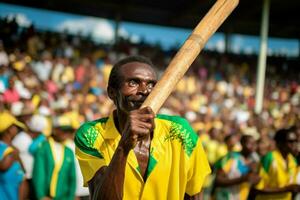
[
  {"left": 121, "top": 86, "right": 137, "bottom": 96},
  {"left": 9, "top": 126, "right": 18, "bottom": 135}
]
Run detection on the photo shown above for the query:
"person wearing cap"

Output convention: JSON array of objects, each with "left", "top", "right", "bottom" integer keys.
[
  {"left": 12, "top": 114, "right": 47, "bottom": 200},
  {"left": 32, "top": 115, "right": 76, "bottom": 200},
  {"left": 0, "top": 111, "right": 27, "bottom": 200}
]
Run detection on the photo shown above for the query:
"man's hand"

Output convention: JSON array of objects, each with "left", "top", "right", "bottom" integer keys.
[
  {"left": 245, "top": 172, "right": 261, "bottom": 185},
  {"left": 119, "top": 106, "right": 155, "bottom": 153}
]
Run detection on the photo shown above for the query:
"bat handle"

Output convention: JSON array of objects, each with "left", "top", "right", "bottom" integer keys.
[{"left": 142, "top": 0, "right": 239, "bottom": 114}]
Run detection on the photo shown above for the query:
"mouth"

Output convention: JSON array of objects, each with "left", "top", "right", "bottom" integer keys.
[
  {"left": 126, "top": 96, "right": 147, "bottom": 110},
  {"left": 131, "top": 100, "right": 144, "bottom": 108},
  {"left": 128, "top": 98, "right": 146, "bottom": 109}
]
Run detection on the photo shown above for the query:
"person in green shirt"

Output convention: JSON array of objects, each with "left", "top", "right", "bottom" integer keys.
[{"left": 32, "top": 116, "right": 76, "bottom": 200}]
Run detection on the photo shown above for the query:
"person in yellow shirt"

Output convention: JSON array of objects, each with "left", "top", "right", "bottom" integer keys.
[
  {"left": 254, "top": 128, "right": 300, "bottom": 200},
  {"left": 75, "top": 55, "right": 211, "bottom": 200}
]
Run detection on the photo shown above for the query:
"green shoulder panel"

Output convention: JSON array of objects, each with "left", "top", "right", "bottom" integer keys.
[
  {"left": 214, "top": 152, "right": 231, "bottom": 170},
  {"left": 74, "top": 117, "right": 108, "bottom": 158},
  {"left": 214, "top": 152, "right": 240, "bottom": 170},
  {"left": 157, "top": 114, "right": 198, "bottom": 157},
  {"left": 260, "top": 151, "right": 273, "bottom": 173}
]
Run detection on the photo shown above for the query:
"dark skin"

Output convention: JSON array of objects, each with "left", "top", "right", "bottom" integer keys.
[
  {"left": 253, "top": 131, "right": 300, "bottom": 195},
  {"left": 88, "top": 61, "right": 201, "bottom": 199},
  {"left": 0, "top": 125, "right": 27, "bottom": 200},
  {"left": 215, "top": 136, "right": 260, "bottom": 187}
]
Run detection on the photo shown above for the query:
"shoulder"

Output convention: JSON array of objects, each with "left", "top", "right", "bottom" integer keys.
[
  {"left": 75, "top": 117, "right": 108, "bottom": 158},
  {"left": 156, "top": 114, "right": 195, "bottom": 134},
  {"left": 157, "top": 114, "right": 198, "bottom": 156},
  {"left": 64, "top": 145, "right": 75, "bottom": 158},
  {"left": 260, "top": 151, "right": 274, "bottom": 172},
  {"left": 35, "top": 140, "right": 50, "bottom": 152},
  {"left": 157, "top": 114, "right": 190, "bottom": 125},
  {"left": 214, "top": 152, "right": 235, "bottom": 169},
  {"left": 0, "top": 142, "right": 13, "bottom": 160},
  {"left": 75, "top": 117, "right": 108, "bottom": 146}
]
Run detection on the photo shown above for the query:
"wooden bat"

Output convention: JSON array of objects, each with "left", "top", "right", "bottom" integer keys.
[{"left": 142, "top": 0, "right": 239, "bottom": 114}]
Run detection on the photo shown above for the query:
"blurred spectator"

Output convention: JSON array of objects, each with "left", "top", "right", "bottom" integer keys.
[
  {"left": 32, "top": 115, "right": 76, "bottom": 200},
  {"left": 0, "top": 111, "right": 27, "bottom": 200},
  {"left": 2, "top": 75, "right": 20, "bottom": 104},
  {"left": 0, "top": 41, "right": 9, "bottom": 67},
  {"left": 213, "top": 135, "right": 260, "bottom": 200},
  {"left": 254, "top": 128, "right": 300, "bottom": 199},
  {"left": 63, "top": 115, "right": 90, "bottom": 200},
  {"left": 12, "top": 114, "right": 47, "bottom": 200}
]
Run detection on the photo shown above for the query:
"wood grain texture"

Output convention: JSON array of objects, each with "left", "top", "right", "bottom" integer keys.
[{"left": 142, "top": 0, "right": 239, "bottom": 114}]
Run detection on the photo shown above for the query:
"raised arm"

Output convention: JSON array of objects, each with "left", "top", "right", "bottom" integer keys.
[{"left": 88, "top": 107, "right": 155, "bottom": 200}]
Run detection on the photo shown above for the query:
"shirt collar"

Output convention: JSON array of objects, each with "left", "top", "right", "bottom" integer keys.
[{"left": 102, "top": 112, "right": 120, "bottom": 139}]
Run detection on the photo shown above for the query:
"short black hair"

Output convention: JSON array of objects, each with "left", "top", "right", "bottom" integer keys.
[
  {"left": 240, "top": 135, "right": 253, "bottom": 146},
  {"left": 107, "top": 55, "right": 155, "bottom": 90},
  {"left": 274, "top": 128, "right": 294, "bottom": 144},
  {"left": 224, "top": 133, "right": 236, "bottom": 143}
]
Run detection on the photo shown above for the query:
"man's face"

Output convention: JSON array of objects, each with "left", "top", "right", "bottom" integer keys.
[
  {"left": 112, "top": 62, "right": 157, "bottom": 113},
  {"left": 8, "top": 125, "right": 18, "bottom": 139},
  {"left": 243, "top": 136, "right": 257, "bottom": 154},
  {"left": 53, "top": 128, "right": 69, "bottom": 142},
  {"left": 285, "top": 131, "right": 298, "bottom": 155}
]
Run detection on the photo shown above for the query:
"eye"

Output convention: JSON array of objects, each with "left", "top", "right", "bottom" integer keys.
[
  {"left": 128, "top": 79, "right": 138, "bottom": 87},
  {"left": 147, "top": 82, "right": 156, "bottom": 89}
]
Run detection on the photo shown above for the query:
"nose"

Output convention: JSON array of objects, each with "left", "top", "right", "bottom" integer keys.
[{"left": 137, "top": 82, "right": 150, "bottom": 95}]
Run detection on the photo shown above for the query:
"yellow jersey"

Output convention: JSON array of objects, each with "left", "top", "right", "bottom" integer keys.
[{"left": 75, "top": 113, "right": 211, "bottom": 200}]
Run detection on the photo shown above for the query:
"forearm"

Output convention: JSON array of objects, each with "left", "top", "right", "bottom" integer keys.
[
  {"left": 253, "top": 187, "right": 288, "bottom": 194},
  {"left": 215, "top": 175, "right": 246, "bottom": 187},
  {"left": 91, "top": 146, "right": 128, "bottom": 200},
  {"left": 19, "top": 180, "right": 28, "bottom": 200}
]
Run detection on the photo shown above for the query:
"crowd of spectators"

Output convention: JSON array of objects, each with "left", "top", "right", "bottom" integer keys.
[{"left": 0, "top": 16, "right": 299, "bottom": 200}]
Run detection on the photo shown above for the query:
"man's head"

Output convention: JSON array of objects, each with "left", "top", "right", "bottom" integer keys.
[
  {"left": 107, "top": 56, "right": 157, "bottom": 113},
  {"left": 52, "top": 115, "right": 75, "bottom": 142},
  {"left": 224, "top": 134, "right": 238, "bottom": 152},
  {"left": 241, "top": 135, "right": 257, "bottom": 155},
  {"left": 274, "top": 127, "right": 297, "bottom": 155}
]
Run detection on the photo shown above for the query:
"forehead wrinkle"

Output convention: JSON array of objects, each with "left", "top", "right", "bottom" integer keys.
[{"left": 120, "top": 62, "right": 157, "bottom": 81}]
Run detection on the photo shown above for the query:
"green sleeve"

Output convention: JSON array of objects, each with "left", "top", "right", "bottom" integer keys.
[{"left": 74, "top": 121, "right": 104, "bottom": 158}]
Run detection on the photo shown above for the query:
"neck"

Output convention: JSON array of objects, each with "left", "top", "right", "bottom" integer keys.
[
  {"left": 241, "top": 149, "right": 251, "bottom": 158},
  {"left": 279, "top": 148, "right": 288, "bottom": 159},
  {"left": 114, "top": 109, "right": 128, "bottom": 134}
]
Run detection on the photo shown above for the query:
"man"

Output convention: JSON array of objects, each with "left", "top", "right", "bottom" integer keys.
[
  {"left": 254, "top": 128, "right": 300, "bottom": 200},
  {"left": 0, "top": 111, "right": 27, "bottom": 200},
  {"left": 63, "top": 114, "right": 90, "bottom": 200},
  {"left": 12, "top": 114, "right": 47, "bottom": 200},
  {"left": 214, "top": 134, "right": 260, "bottom": 200},
  {"left": 75, "top": 55, "right": 211, "bottom": 200},
  {"left": 32, "top": 115, "right": 76, "bottom": 200}
]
